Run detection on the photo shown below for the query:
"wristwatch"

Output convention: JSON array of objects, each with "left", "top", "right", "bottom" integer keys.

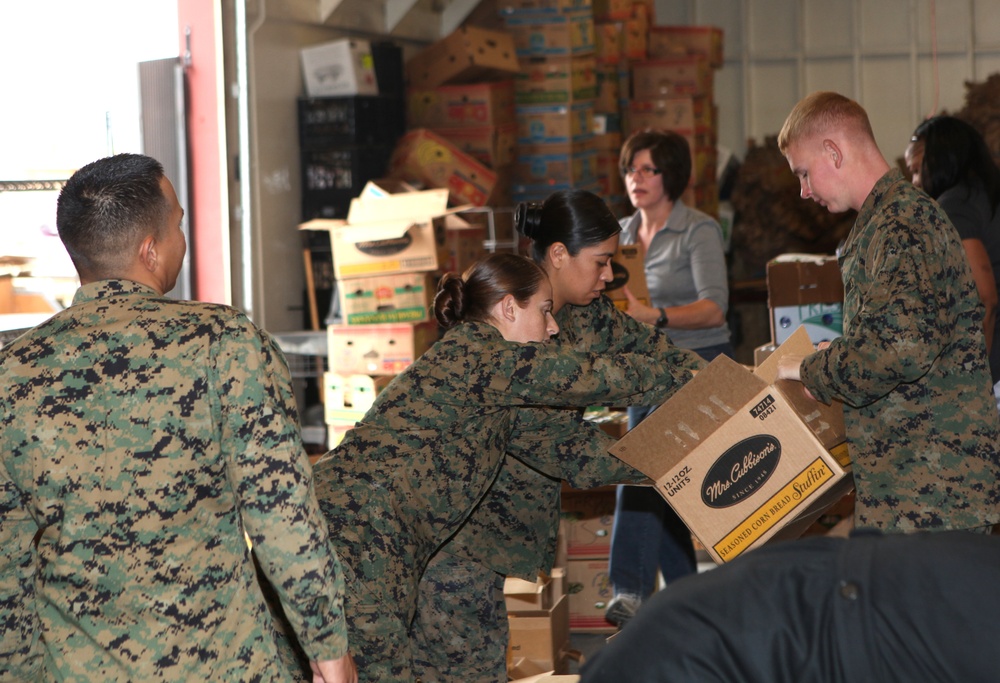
[{"left": 655, "top": 307, "right": 669, "bottom": 328}]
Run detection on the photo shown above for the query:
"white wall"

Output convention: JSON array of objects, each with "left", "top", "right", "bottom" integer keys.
[{"left": 655, "top": 0, "right": 1000, "bottom": 163}]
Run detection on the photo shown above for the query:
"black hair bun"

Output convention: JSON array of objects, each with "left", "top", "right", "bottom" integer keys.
[{"left": 514, "top": 201, "right": 544, "bottom": 239}]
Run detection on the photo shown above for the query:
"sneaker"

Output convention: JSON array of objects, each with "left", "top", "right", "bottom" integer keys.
[{"left": 604, "top": 593, "right": 642, "bottom": 627}]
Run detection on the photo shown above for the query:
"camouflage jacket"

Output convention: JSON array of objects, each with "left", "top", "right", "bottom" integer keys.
[
  {"left": 311, "top": 316, "right": 687, "bottom": 627},
  {"left": 0, "top": 280, "right": 347, "bottom": 681},
  {"left": 801, "top": 170, "right": 1000, "bottom": 530},
  {"left": 440, "top": 295, "right": 706, "bottom": 578}
]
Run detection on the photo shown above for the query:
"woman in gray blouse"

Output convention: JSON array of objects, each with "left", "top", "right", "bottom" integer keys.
[{"left": 606, "top": 129, "right": 734, "bottom": 628}]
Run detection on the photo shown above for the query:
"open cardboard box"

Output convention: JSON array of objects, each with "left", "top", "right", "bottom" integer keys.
[
  {"left": 300, "top": 185, "right": 471, "bottom": 280},
  {"left": 610, "top": 327, "right": 853, "bottom": 564}
]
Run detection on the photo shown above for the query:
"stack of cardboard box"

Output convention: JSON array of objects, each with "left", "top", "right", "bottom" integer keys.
[
  {"left": 591, "top": 0, "right": 652, "bottom": 216},
  {"left": 300, "top": 182, "right": 490, "bottom": 446},
  {"left": 498, "top": 0, "right": 600, "bottom": 204},
  {"left": 625, "top": 25, "right": 724, "bottom": 217},
  {"left": 505, "top": 571, "right": 571, "bottom": 676},
  {"left": 559, "top": 487, "right": 618, "bottom": 634},
  {"left": 298, "top": 39, "right": 406, "bottom": 220},
  {"left": 401, "top": 26, "right": 523, "bottom": 207}
]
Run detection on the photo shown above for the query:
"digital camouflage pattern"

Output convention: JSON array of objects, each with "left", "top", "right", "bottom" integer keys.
[
  {"left": 312, "top": 317, "right": 685, "bottom": 682},
  {"left": 408, "top": 296, "right": 706, "bottom": 681},
  {"left": 801, "top": 169, "right": 1000, "bottom": 530},
  {"left": 409, "top": 552, "right": 507, "bottom": 683},
  {"left": 0, "top": 280, "right": 348, "bottom": 682}
]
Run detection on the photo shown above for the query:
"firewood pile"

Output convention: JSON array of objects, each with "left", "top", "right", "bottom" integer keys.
[
  {"left": 728, "top": 136, "right": 855, "bottom": 279},
  {"left": 956, "top": 73, "right": 1000, "bottom": 166}
]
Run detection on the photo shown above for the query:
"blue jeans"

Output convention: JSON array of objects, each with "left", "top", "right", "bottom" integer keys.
[{"left": 608, "top": 341, "right": 735, "bottom": 598}]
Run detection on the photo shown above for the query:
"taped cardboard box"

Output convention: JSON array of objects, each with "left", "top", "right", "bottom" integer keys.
[
  {"left": 387, "top": 129, "right": 497, "bottom": 206},
  {"left": 515, "top": 56, "right": 598, "bottom": 105},
  {"left": 566, "top": 557, "right": 615, "bottom": 632},
  {"left": 406, "top": 80, "right": 516, "bottom": 129},
  {"left": 405, "top": 26, "right": 520, "bottom": 90},
  {"left": 337, "top": 272, "right": 437, "bottom": 325},
  {"left": 503, "top": 10, "right": 596, "bottom": 59},
  {"left": 610, "top": 327, "right": 853, "bottom": 564},
  {"left": 516, "top": 101, "right": 596, "bottom": 145},
  {"left": 300, "top": 187, "right": 455, "bottom": 280},
  {"left": 300, "top": 39, "right": 379, "bottom": 97},
  {"left": 327, "top": 321, "right": 439, "bottom": 376},
  {"left": 767, "top": 254, "right": 844, "bottom": 345}
]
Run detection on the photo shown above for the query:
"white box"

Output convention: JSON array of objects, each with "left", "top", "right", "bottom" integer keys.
[{"left": 301, "top": 39, "right": 378, "bottom": 97}]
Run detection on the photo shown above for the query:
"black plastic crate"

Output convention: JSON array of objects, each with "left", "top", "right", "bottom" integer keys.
[
  {"left": 298, "top": 95, "right": 405, "bottom": 148},
  {"left": 300, "top": 145, "right": 393, "bottom": 220},
  {"left": 371, "top": 41, "right": 404, "bottom": 99}
]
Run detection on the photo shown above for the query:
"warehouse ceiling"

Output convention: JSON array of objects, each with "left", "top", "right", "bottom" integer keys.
[{"left": 262, "top": 0, "right": 484, "bottom": 41}]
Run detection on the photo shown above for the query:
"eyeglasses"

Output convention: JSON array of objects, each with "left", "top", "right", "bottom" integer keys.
[{"left": 624, "top": 165, "right": 662, "bottom": 179}]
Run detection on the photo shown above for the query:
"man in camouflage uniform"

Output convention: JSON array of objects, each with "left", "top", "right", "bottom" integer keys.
[
  {"left": 410, "top": 294, "right": 705, "bottom": 682},
  {"left": 0, "top": 154, "right": 355, "bottom": 682},
  {"left": 312, "top": 303, "right": 695, "bottom": 682},
  {"left": 776, "top": 91, "right": 1000, "bottom": 531}
]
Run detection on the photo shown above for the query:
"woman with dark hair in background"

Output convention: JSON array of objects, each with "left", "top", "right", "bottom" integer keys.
[
  {"left": 905, "top": 115, "right": 1000, "bottom": 409},
  {"left": 408, "top": 189, "right": 705, "bottom": 682},
  {"left": 605, "top": 129, "right": 734, "bottom": 628},
  {"left": 310, "top": 253, "right": 688, "bottom": 682}
]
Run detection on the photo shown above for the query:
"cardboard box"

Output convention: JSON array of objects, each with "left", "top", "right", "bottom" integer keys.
[
  {"left": 503, "top": 10, "right": 596, "bottom": 58},
  {"left": 505, "top": 575, "right": 554, "bottom": 612},
  {"left": 604, "top": 244, "right": 649, "bottom": 309},
  {"left": 406, "top": 80, "right": 516, "bottom": 129},
  {"left": 516, "top": 102, "right": 595, "bottom": 145},
  {"left": 300, "top": 187, "right": 453, "bottom": 279},
  {"left": 772, "top": 303, "right": 843, "bottom": 346},
  {"left": 387, "top": 129, "right": 497, "bottom": 206},
  {"left": 405, "top": 26, "right": 520, "bottom": 90},
  {"left": 323, "top": 372, "right": 393, "bottom": 423},
  {"left": 594, "top": 65, "right": 624, "bottom": 113},
  {"left": 767, "top": 254, "right": 844, "bottom": 345},
  {"left": 648, "top": 26, "right": 724, "bottom": 67},
  {"left": 508, "top": 594, "right": 570, "bottom": 673},
  {"left": 627, "top": 96, "right": 711, "bottom": 130},
  {"left": 591, "top": 0, "right": 632, "bottom": 20},
  {"left": 338, "top": 272, "right": 437, "bottom": 325},
  {"left": 622, "top": 17, "right": 649, "bottom": 60},
  {"left": 500, "top": 0, "right": 592, "bottom": 13},
  {"left": 560, "top": 489, "right": 615, "bottom": 558},
  {"left": 515, "top": 56, "right": 597, "bottom": 105},
  {"left": 433, "top": 123, "right": 518, "bottom": 168},
  {"left": 610, "top": 327, "right": 853, "bottom": 564},
  {"left": 631, "top": 57, "right": 714, "bottom": 98},
  {"left": 513, "top": 142, "right": 599, "bottom": 186},
  {"left": 327, "top": 321, "right": 438, "bottom": 375},
  {"left": 442, "top": 220, "right": 489, "bottom": 274},
  {"left": 594, "top": 22, "right": 624, "bottom": 64},
  {"left": 301, "top": 39, "right": 379, "bottom": 97},
  {"left": 566, "top": 558, "right": 616, "bottom": 632}
]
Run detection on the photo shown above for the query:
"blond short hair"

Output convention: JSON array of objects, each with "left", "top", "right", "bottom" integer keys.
[{"left": 778, "top": 91, "right": 875, "bottom": 152}]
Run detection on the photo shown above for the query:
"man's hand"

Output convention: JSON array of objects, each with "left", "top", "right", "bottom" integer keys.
[
  {"left": 311, "top": 653, "right": 358, "bottom": 683},
  {"left": 776, "top": 354, "right": 805, "bottom": 382}
]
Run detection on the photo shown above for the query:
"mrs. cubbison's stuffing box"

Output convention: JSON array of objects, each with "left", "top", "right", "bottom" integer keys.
[{"left": 611, "top": 327, "right": 853, "bottom": 564}]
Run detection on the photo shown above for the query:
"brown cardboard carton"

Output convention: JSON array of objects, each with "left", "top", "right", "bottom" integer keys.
[
  {"left": 505, "top": 575, "right": 554, "bottom": 612},
  {"left": 604, "top": 244, "right": 649, "bottom": 309},
  {"left": 433, "top": 123, "right": 518, "bottom": 168},
  {"left": 387, "top": 129, "right": 497, "bottom": 206},
  {"left": 327, "top": 321, "right": 438, "bottom": 376},
  {"left": 648, "top": 26, "right": 725, "bottom": 67},
  {"left": 503, "top": 10, "right": 596, "bottom": 59},
  {"left": 566, "top": 558, "right": 616, "bottom": 632},
  {"left": 767, "top": 254, "right": 844, "bottom": 345},
  {"left": 405, "top": 26, "right": 520, "bottom": 90},
  {"left": 406, "top": 80, "right": 516, "bottom": 129},
  {"left": 300, "top": 188, "right": 453, "bottom": 279},
  {"left": 560, "top": 489, "right": 615, "bottom": 558},
  {"left": 337, "top": 272, "right": 437, "bottom": 325},
  {"left": 515, "top": 56, "right": 598, "bottom": 105},
  {"left": 610, "top": 327, "right": 852, "bottom": 564},
  {"left": 508, "top": 594, "right": 570, "bottom": 673},
  {"left": 631, "top": 57, "right": 714, "bottom": 98}
]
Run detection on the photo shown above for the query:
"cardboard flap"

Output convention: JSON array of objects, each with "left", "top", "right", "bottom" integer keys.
[
  {"left": 347, "top": 187, "right": 449, "bottom": 224},
  {"left": 610, "top": 355, "right": 766, "bottom": 480},
  {"left": 754, "top": 326, "right": 846, "bottom": 450},
  {"left": 336, "top": 219, "right": 422, "bottom": 244},
  {"left": 298, "top": 218, "right": 348, "bottom": 232}
]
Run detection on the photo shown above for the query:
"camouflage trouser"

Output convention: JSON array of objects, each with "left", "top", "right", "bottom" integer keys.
[{"left": 409, "top": 551, "right": 508, "bottom": 683}]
